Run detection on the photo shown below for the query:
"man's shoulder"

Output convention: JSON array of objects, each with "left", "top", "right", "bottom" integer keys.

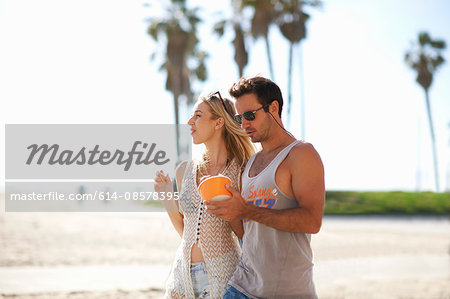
[
  {"left": 287, "top": 141, "right": 322, "bottom": 165},
  {"left": 291, "top": 140, "right": 317, "bottom": 155}
]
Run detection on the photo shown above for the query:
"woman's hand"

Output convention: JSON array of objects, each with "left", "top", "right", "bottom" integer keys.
[
  {"left": 154, "top": 170, "right": 173, "bottom": 193},
  {"left": 154, "top": 170, "right": 177, "bottom": 212}
]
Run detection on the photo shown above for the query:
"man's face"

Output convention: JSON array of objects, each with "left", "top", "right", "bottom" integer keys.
[{"left": 235, "top": 93, "right": 271, "bottom": 143}]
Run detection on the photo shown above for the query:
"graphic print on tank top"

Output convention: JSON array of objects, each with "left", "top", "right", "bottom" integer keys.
[{"left": 242, "top": 184, "right": 278, "bottom": 223}]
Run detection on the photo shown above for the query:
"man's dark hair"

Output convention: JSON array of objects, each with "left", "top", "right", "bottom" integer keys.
[{"left": 229, "top": 76, "right": 283, "bottom": 117}]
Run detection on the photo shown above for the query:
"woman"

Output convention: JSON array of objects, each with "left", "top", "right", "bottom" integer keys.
[{"left": 155, "top": 91, "right": 255, "bottom": 299}]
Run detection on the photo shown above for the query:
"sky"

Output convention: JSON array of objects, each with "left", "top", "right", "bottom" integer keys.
[{"left": 1, "top": 0, "right": 449, "bottom": 192}]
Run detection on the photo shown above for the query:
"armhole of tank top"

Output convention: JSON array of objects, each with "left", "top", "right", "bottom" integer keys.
[
  {"left": 177, "top": 161, "right": 193, "bottom": 213},
  {"left": 243, "top": 154, "right": 257, "bottom": 180},
  {"left": 181, "top": 160, "right": 193, "bottom": 183},
  {"left": 272, "top": 141, "right": 300, "bottom": 201}
]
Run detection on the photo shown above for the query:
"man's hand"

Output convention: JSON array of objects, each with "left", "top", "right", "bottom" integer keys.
[{"left": 204, "top": 184, "right": 249, "bottom": 222}]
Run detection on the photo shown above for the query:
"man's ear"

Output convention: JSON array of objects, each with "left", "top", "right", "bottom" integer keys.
[{"left": 269, "top": 100, "right": 279, "bottom": 115}]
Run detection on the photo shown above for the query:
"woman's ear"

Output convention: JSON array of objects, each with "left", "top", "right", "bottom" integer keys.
[{"left": 215, "top": 117, "right": 225, "bottom": 130}]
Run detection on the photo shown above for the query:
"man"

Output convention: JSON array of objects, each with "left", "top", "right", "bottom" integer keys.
[{"left": 205, "top": 76, "right": 325, "bottom": 299}]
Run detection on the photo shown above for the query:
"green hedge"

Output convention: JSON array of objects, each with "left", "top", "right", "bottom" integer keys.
[
  {"left": 324, "top": 191, "right": 450, "bottom": 215},
  {"left": 148, "top": 191, "right": 450, "bottom": 215}
]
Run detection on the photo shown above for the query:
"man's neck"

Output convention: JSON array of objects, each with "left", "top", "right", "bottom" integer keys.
[{"left": 260, "top": 128, "right": 296, "bottom": 154}]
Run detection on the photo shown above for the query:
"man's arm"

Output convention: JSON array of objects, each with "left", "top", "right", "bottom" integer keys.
[
  {"left": 205, "top": 143, "right": 325, "bottom": 234},
  {"left": 229, "top": 218, "right": 244, "bottom": 239}
]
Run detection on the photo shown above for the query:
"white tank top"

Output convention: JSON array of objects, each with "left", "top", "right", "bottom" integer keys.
[{"left": 229, "top": 140, "right": 317, "bottom": 299}]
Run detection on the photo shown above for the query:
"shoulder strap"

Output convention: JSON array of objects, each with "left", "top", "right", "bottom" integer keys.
[
  {"left": 271, "top": 140, "right": 300, "bottom": 169},
  {"left": 182, "top": 160, "right": 194, "bottom": 182}
]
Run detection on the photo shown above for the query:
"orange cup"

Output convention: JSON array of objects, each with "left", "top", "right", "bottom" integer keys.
[{"left": 198, "top": 175, "right": 232, "bottom": 201}]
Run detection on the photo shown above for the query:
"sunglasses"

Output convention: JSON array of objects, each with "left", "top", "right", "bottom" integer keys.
[
  {"left": 210, "top": 91, "right": 228, "bottom": 113},
  {"left": 235, "top": 104, "right": 269, "bottom": 124}
]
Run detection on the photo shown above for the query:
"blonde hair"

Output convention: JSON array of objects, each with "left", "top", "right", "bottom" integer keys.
[{"left": 196, "top": 92, "right": 256, "bottom": 179}]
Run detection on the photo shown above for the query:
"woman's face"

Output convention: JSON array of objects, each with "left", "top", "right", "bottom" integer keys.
[{"left": 187, "top": 101, "right": 217, "bottom": 145}]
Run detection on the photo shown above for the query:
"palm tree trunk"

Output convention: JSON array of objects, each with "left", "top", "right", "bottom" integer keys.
[
  {"left": 298, "top": 43, "right": 305, "bottom": 140},
  {"left": 424, "top": 89, "right": 440, "bottom": 192},
  {"left": 287, "top": 43, "right": 293, "bottom": 129},
  {"left": 173, "top": 94, "right": 180, "bottom": 159},
  {"left": 265, "top": 36, "right": 274, "bottom": 80},
  {"left": 415, "top": 117, "right": 422, "bottom": 191}
]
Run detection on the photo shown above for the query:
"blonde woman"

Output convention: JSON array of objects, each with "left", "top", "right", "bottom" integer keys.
[{"left": 155, "top": 91, "right": 255, "bottom": 299}]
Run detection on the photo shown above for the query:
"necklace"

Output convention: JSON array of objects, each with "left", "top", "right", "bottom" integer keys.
[{"left": 209, "top": 159, "right": 229, "bottom": 176}]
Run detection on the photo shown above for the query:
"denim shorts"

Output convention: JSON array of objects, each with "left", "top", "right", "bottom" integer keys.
[
  {"left": 191, "top": 262, "right": 211, "bottom": 299},
  {"left": 222, "top": 285, "right": 252, "bottom": 299}
]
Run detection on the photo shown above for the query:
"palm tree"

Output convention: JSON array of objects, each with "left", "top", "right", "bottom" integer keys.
[
  {"left": 242, "top": 0, "right": 277, "bottom": 80},
  {"left": 232, "top": 23, "right": 249, "bottom": 77},
  {"left": 214, "top": 0, "right": 249, "bottom": 77},
  {"left": 147, "top": 0, "right": 207, "bottom": 156},
  {"left": 405, "top": 32, "right": 446, "bottom": 192},
  {"left": 276, "top": 0, "right": 321, "bottom": 133}
]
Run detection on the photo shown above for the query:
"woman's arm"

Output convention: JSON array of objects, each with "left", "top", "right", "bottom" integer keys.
[{"left": 154, "top": 161, "right": 188, "bottom": 238}]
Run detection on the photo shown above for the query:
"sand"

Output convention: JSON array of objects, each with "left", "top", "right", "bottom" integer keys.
[{"left": 0, "top": 195, "right": 449, "bottom": 299}]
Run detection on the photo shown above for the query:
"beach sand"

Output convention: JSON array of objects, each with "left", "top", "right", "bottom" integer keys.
[{"left": 1, "top": 194, "right": 449, "bottom": 299}]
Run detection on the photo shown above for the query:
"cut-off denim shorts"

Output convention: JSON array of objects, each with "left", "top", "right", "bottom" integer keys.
[
  {"left": 223, "top": 285, "right": 252, "bottom": 299},
  {"left": 191, "top": 261, "right": 211, "bottom": 299}
]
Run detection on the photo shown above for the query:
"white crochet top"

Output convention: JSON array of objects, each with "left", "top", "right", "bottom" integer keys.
[{"left": 165, "top": 159, "right": 242, "bottom": 299}]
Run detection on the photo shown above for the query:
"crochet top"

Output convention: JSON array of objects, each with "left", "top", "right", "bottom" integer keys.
[{"left": 165, "top": 159, "right": 242, "bottom": 299}]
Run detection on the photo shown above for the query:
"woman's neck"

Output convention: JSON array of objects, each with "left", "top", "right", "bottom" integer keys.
[{"left": 204, "top": 137, "right": 228, "bottom": 169}]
